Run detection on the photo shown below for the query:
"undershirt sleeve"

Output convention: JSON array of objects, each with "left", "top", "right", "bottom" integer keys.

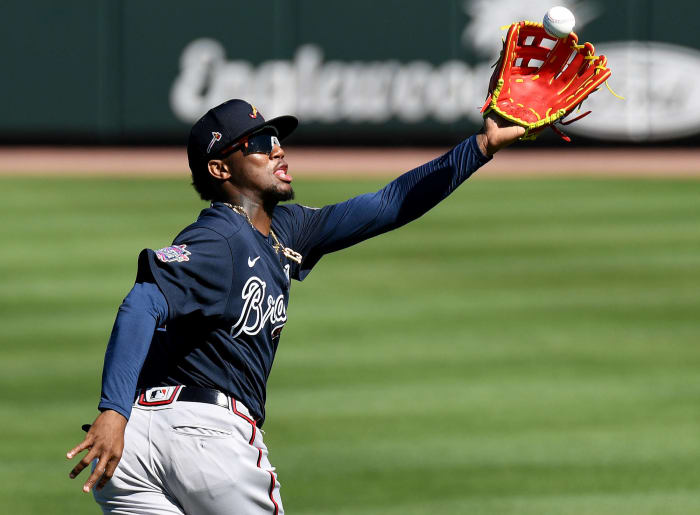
[{"left": 98, "top": 281, "right": 169, "bottom": 420}]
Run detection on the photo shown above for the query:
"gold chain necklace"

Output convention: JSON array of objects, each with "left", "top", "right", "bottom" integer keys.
[{"left": 222, "top": 203, "right": 303, "bottom": 264}]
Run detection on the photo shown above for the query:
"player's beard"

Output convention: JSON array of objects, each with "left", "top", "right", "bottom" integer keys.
[
  {"left": 267, "top": 185, "right": 295, "bottom": 203},
  {"left": 279, "top": 189, "right": 295, "bottom": 201}
]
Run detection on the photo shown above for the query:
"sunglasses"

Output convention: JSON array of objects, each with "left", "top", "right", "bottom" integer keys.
[{"left": 221, "top": 129, "right": 281, "bottom": 157}]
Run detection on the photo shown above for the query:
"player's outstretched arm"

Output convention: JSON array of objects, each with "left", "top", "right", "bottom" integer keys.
[
  {"left": 476, "top": 111, "right": 526, "bottom": 157},
  {"left": 274, "top": 112, "right": 526, "bottom": 279},
  {"left": 66, "top": 409, "right": 127, "bottom": 492}
]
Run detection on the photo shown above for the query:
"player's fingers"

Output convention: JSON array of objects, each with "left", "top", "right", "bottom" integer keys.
[
  {"left": 82, "top": 455, "right": 109, "bottom": 493},
  {"left": 69, "top": 447, "right": 97, "bottom": 479},
  {"left": 66, "top": 437, "right": 92, "bottom": 459},
  {"left": 95, "top": 455, "right": 121, "bottom": 490}
]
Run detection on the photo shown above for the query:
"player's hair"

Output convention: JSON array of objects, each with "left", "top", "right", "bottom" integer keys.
[
  {"left": 191, "top": 168, "right": 219, "bottom": 201},
  {"left": 191, "top": 155, "right": 234, "bottom": 201}
]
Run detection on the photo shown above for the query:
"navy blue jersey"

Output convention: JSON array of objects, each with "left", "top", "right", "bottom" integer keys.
[
  {"left": 136, "top": 205, "right": 293, "bottom": 424},
  {"left": 99, "top": 135, "right": 491, "bottom": 425}
]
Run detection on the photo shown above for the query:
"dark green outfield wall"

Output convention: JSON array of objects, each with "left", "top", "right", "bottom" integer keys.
[{"left": 2, "top": 0, "right": 699, "bottom": 144}]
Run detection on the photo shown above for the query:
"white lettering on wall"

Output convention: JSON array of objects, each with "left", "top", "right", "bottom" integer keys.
[{"left": 170, "top": 40, "right": 483, "bottom": 126}]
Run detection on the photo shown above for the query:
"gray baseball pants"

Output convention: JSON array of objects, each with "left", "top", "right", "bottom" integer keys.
[{"left": 93, "top": 393, "right": 283, "bottom": 514}]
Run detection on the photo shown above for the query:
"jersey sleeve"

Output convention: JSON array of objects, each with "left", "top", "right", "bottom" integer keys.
[
  {"left": 273, "top": 135, "right": 491, "bottom": 280},
  {"left": 137, "top": 227, "right": 233, "bottom": 320}
]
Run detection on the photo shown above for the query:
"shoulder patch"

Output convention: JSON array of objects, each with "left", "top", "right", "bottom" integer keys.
[{"left": 155, "top": 244, "right": 191, "bottom": 263}]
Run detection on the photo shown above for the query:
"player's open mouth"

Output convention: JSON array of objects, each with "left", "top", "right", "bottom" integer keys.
[{"left": 274, "top": 166, "right": 292, "bottom": 183}]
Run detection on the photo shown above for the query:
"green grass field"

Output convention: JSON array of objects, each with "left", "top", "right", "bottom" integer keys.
[{"left": 2, "top": 174, "right": 700, "bottom": 514}]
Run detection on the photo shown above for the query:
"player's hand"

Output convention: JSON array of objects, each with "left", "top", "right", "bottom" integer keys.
[
  {"left": 66, "top": 409, "right": 127, "bottom": 492},
  {"left": 477, "top": 111, "right": 526, "bottom": 157}
]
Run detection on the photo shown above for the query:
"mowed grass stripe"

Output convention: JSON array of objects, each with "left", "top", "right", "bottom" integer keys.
[{"left": 0, "top": 176, "right": 699, "bottom": 514}]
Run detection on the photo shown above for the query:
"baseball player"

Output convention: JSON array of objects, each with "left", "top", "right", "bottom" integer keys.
[{"left": 66, "top": 99, "right": 524, "bottom": 514}]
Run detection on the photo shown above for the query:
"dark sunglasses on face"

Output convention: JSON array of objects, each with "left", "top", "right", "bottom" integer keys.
[{"left": 221, "top": 130, "right": 281, "bottom": 157}]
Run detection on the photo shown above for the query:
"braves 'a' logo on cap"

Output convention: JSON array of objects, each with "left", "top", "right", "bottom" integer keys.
[
  {"left": 249, "top": 105, "right": 258, "bottom": 119},
  {"left": 207, "top": 131, "right": 222, "bottom": 153}
]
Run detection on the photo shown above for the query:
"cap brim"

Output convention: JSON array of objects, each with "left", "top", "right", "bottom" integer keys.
[{"left": 264, "top": 115, "right": 298, "bottom": 141}]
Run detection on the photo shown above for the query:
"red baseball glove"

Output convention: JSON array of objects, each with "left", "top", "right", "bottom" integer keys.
[{"left": 481, "top": 21, "right": 612, "bottom": 141}]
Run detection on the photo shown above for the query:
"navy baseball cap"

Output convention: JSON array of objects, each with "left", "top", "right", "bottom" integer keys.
[{"left": 187, "top": 99, "right": 298, "bottom": 175}]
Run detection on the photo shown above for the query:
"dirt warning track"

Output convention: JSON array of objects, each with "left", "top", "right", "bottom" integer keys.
[{"left": 0, "top": 146, "right": 699, "bottom": 178}]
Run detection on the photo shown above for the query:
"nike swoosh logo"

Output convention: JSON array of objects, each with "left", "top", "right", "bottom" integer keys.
[{"left": 248, "top": 256, "right": 261, "bottom": 267}]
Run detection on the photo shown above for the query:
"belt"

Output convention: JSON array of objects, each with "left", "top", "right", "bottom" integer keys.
[{"left": 135, "top": 385, "right": 258, "bottom": 423}]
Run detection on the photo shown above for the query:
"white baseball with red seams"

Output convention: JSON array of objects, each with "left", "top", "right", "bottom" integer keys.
[{"left": 543, "top": 6, "right": 576, "bottom": 39}]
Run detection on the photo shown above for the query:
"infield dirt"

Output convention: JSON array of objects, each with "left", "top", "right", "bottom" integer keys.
[{"left": 1, "top": 146, "right": 699, "bottom": 177}]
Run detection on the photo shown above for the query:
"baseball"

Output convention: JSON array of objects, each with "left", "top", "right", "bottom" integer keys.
[{"left": 543, "top": 6, "right": 575, "bottom": 39}]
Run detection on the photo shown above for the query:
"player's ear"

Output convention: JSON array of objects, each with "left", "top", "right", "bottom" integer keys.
[{"left": 207, "top": 159, "right": 232, "bottom": 180}]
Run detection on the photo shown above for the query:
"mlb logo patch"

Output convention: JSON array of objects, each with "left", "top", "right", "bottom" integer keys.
[
  {"left": 138, "top": 385, "right": 182, "bottom": 406},
  {"left": 147, "top": 386, "right": 178, "bottom": 402},
  {"left": 156, "top": 244, "right": 191, "bottom": 263}
]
